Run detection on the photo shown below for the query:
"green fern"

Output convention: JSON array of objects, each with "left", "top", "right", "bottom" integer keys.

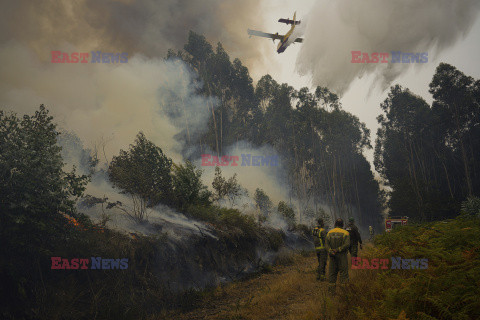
[{"left": 363, "top": 215, "right": 480, "bottom": 319}]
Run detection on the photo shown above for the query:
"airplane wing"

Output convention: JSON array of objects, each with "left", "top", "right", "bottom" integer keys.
[
  {"left": 294, "top": 38, "right": 303, "bottom": 43},
  {"left": 278, "top": 18, "right": 301, "bottom": 25},
  {"left": 247, "top": 29, "right": 284, "bottom": 40}
]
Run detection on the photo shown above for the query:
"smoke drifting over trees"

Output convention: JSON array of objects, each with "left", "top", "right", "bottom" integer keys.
[
  {"left": 0, "top": 0, "right": 270, "bottom": 69},
  {"left": 297, "top": 0, "right": 480, "bottom": 95},
  {"left": 1, "top": 2, "right": 480, "bottom": 318}
]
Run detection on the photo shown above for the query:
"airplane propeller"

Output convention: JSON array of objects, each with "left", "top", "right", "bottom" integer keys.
[{"left": 272, "top": 32, "right": 279, "bottom": 43}]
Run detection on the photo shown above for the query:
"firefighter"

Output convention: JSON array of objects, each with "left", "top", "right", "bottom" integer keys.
[
  {"left": 369, "top": 225, "right": 374, "bottom": 241},
  {"left": 345, "top": 217, "right": 362, "bottom": 258},
  {"left": 325, "top": 218, "right": 350, "bottom": 294},
  {"left": 312, "top": 218, "right": 327, "bottom": 280}
]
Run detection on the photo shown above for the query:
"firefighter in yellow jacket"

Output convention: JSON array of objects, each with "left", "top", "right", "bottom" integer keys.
[
  {"left": 325, "top": 218, "right": 350, "bottom": 294},
  {"left": 312, "top": 218, "right": 327, "bottom": 280}
]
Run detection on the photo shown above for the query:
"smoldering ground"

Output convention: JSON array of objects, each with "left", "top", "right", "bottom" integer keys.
[
  {"left": 38, "top": 48, "right": 311, "bottom": 291},
  {"left": 57, "top": 131, "right": 308, "bottom": 291},
  {"left": 0, "top": 38, "right": 305, "bottom": 232},
  {"left": 0, "top": 0, "right": 342, "bottom": 290}
]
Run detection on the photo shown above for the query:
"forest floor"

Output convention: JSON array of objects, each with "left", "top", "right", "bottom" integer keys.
[
  {"left": 157, "top": 217, "right": 480, "bottom": 320},
  {"left": 154, "top": 215, "right": 480, "bottom": 320},
  {"left": 162, "top": 246, "right": 375, "bottom": 320}
]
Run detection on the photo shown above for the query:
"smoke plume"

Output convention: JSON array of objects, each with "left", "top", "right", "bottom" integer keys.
[
  {"left": 0, "top": 0, "right": 270, "bottom": 71},
  {"left": 0, "top": 44, "right": 214, "bottom": 163},
  {"left": 0, "top": 0, "right": 323, "bottom": 234},
  {"left": 297, "top": 0, "right": 480, "bottom": 95}
]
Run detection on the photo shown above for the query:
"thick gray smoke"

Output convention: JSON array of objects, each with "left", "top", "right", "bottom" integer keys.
[
  {"left": 0, "top": 44, "right": 214, "bottom": 163},
  {"left": 197, "top": 141, "right": 288, "bottom": 204},
  {"left": 0, "top": 0, "right": 269, "bottom": 72},
  {"left": 0, "top": 1, "right": 317, "bottom": 290},
  {"left": 57, "top": 131, "right": 218, "bottom": 240},
  {"left": 0, "top": 44, "right": 299, "bottom": 234},
  {"left": 297, "top": 0, "right": 480, "bottom": 95}
]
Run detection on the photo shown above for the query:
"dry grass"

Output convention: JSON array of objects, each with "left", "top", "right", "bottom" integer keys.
[
  {"left": 165, "top": 248, "right": 387, "bottom": 320},
  {"left": 165, "top": 216, "right": 480, "bottom": 320}
]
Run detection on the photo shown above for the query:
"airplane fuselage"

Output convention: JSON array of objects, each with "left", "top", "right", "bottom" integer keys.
[
  {"left": 247, "top": 11, "right": 301, "bottom": 54},
  {"left": 277, "top": 39, "right": 289, "bottom": 53},
  {"left": 276, "top": 13, "right": 296, "bottom": 53}
]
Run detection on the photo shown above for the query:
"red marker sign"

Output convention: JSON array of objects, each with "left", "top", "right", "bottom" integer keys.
[{"left": 385, "top": 220, "right": 392, "bottom": 229}]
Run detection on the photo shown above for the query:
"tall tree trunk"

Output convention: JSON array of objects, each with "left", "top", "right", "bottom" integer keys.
[{"left": 453, "top": 102, "right": 472, "bottom": 195}]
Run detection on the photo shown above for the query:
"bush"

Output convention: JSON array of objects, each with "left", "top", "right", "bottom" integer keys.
[
  {"left": 0, "top": 105, "right": 89, "bottom": 216},
  {"left": 108, "top": 132, "right": 173, "bottom": 221},
  {"left": 264, "top": 228, "right": 285, "bottom": 251},
  {"left": 461, "top": 196, "right": 480, "bottom": 216},
  {"left": 294, "top": 224, "right": 312, "bottom": 238},
  {"left": 184, "top": 203, "right": 219, "bottom": 222}
]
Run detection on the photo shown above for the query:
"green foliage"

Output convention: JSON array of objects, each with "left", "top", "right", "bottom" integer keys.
[
  {"left": 174, "top": 32, "right": 383, "bottom": 231},
  {"left": 277, "top": 201, "right": 296, "bottom": 228},
  {"left": 108, "top": 132, "right": 172, "bottom": 221},
  {"left": 183, "top": 203, "right": 285, "bottom": 257},
  {"left": 184, "top": 203, "right": 220, "bottom": 222},
  {"left": 212, "top": 166, "right": 245, "bottom": 207},
  {"left": 376, "top": 64, "right": 480, "bottom": 221},
  {"left": 294, "top": 224, "right": 312, "bottom": 238},
  {"left": 346, "top": 216, "right": 480, "bottom": 320},
  {"left": 172, "top": 160, "right": 211, "bottom": 210},
  {"left": 217, "top": 207, "right": 259, "bottom": 242},
  {"left": 254, "top": 188, "right": 273, "bottom": 222},
  {"left": 0, "top": 106, "right": 89, "bottom": 259},
  {"left": 0, "top": 105, "right": 89, "bottom": 215}
]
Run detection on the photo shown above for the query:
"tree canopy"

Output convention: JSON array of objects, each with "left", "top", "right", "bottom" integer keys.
[
  {"left": 108, "top": 132, "right": 172, "bottom": 221},
  {"left": 168, "top": 31, "right": 384, "bottom": 228},
  {"left": 375, "top": 63, "right": 480, "bottom": 220}
]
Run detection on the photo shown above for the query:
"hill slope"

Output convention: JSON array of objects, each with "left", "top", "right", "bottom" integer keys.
[{"left": 166, "top": 216, "right": 480, "bottom": 320}]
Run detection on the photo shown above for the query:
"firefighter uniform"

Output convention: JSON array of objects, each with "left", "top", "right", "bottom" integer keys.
[
  {"left": 325, "top": 227, "right": 350, "bottom": 294},
  {"left": 345, "top": 221, "right": 362, "bottom": 258},
  {"left": 312, "top": 226, "right": 327, "bottom": 280}
]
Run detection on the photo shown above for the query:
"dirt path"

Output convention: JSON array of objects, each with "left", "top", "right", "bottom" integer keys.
[{"left": 165, "top": 253, "right": 333, "bottom": 320}]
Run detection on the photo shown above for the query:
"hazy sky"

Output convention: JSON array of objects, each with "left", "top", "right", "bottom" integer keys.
[
  {"left": 1, "top": 0, "right": 479, "bottom": 167},
  {"left": 253, "top": 0, "right": 480, "bottom": 163}
]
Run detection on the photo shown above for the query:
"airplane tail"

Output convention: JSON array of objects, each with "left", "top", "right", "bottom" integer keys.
[{"left": 278, "top": 11, "right": 301, "bottom": 25}]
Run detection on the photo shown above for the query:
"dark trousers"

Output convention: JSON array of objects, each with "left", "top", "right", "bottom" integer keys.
[
  {"left": 349, "top": 243, "right": 358, "bottom": 257},
  {"left": 316, "top": 250, "right": 327, "bottom": 278}
]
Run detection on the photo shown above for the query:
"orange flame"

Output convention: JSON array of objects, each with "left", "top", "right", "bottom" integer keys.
[{"left": 60, "top": 212, "right": 105, "bottom": 233}]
